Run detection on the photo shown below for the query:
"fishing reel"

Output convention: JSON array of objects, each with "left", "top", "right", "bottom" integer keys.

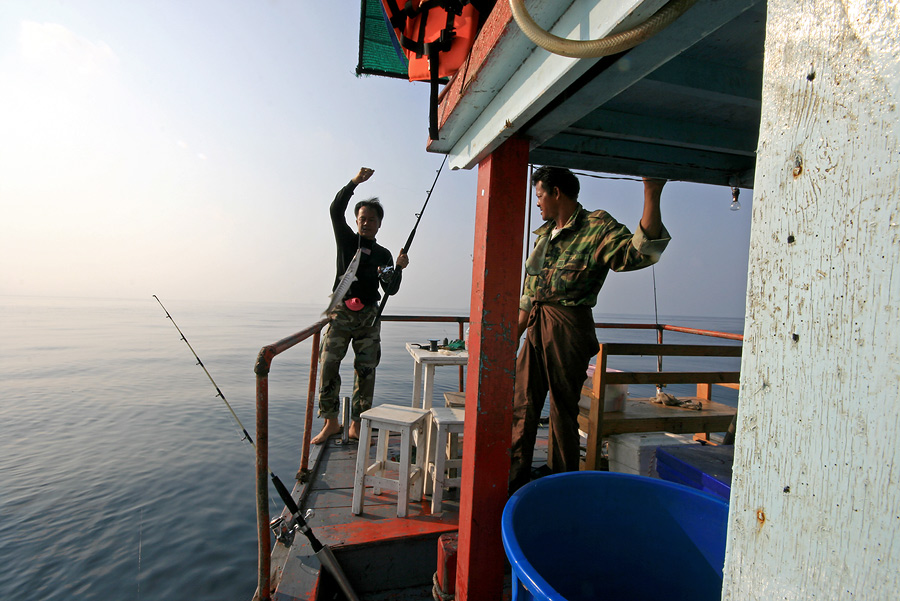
[
  {"left": 378, "top": 265, "right": 396, "bottom": 285},
  {"left": 270, "top": 509, "right": 314, "bottom": 548}
]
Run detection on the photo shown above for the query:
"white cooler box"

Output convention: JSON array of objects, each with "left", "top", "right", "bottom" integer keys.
[
  {"left": 607, "top": 432, "right": 696, "bottom": 478},
  {"left": 581, "top": 365, "right": 628, "bottom": 412}
]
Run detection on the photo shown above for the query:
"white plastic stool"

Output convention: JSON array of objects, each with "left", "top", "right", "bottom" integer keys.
[
  {"left": 351, "top": 404, "right": 429, "bottom": 518},
  {"left": 426, "top": 406, "right": 465, "bottom": 514}
]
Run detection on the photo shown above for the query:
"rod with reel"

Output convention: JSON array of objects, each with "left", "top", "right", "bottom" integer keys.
[
  {"left": 152, "top": 295, "right": 359, "bottom": 601},
  {"left": 373, "top": 154, "right": 448, "bottom": 322}
]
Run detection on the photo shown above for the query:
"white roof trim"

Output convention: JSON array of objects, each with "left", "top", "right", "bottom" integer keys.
[{"left": 442, "top": 0, "right": 668, "bottom": 171}]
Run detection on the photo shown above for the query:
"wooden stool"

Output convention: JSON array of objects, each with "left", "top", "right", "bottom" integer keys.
[
  {"left": 351, "top": 404, "right": 429, "bottom": 518},
  {"left": 444, "top": 391, "right": 466, "bottom": 407},
  {"left": 426, "top": 406, "right": 465, "bottom": 514}
]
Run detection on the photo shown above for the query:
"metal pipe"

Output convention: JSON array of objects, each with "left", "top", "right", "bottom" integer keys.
[
  {"left": 382, "top": 315, "right": 468, "bottom": 323},
  {"left": 657, "top": 325, "right": 664, "bottom": 373},
  {"left": 458, "top": 321, "right": 465, "bottom": 391},
  {"left": 298, "top": 329, "right": 321, "bottom": 481},
  {"left": 661, "top": 324, "right": 744, "bottom": 341},
  {"left": 593, "top": 321, "right": 744, "bottom": 342},
  {"left": 255, "top": 371, "right": 271, "bottom": 600},
  {"left": 253, "top": 318, "right": 329, "bottom": 601}
]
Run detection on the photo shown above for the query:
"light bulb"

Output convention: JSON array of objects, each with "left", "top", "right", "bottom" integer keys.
[{"left": 730, "top": 187, "right": 741, "bottom": 211}]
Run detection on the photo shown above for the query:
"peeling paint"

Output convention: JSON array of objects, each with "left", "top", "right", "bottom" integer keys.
[{"left": 726, "top": 1, "right": 900, "bottom": 598}]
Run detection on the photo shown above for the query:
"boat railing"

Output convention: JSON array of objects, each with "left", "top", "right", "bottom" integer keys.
[{"left": 251, "top": 314, "right": 741, "bottom": 600}]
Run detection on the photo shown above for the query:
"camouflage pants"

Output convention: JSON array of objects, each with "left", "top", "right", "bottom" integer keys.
[{"left": 317, "top": 304, "right": 381, "bottom": 421}]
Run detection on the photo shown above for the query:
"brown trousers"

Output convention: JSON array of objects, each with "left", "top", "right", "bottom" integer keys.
[{"left": 509, "top": 303, "right": 599, "bottom": 494}]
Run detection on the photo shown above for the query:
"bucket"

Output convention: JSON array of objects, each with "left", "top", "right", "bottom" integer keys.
[{"left": 501, "top": 471, "right": 728, "bottom": 601}]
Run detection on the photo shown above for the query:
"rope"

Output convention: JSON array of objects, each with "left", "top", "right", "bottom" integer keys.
[{"left": 432, "top": 571, "right": 454, "bottom": 601}]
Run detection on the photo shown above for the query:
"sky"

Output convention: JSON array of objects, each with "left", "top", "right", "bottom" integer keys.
[{"left": 0, "top": 1, "right": 753, "bottom": 318}]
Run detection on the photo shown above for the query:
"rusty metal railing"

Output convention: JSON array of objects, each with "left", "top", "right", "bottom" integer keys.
[
  {"left": 253, "top": 316, "right": 330, "bottom": 601},
  {"left": 252, "top": 314, "right": 468, "bottom": 601},
  {"left": 594, "top": 321, "right": 744, "bottom": 342}
]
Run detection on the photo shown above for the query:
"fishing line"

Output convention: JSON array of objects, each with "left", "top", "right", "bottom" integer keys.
[
  {"left": 373, "top": 154, "right": 448, "bottom": 322},
  {"left": 152, "top": 295, "right": 360, "bottom": 601},
  {"left": 153, "top": 295, "right": 281, "bottom": 513},
  {"left": 137, "top": 506, "right": 143, "bottom": 601},
  {"left": 153, "top": 295, "right": 253, "bottom": 445}
]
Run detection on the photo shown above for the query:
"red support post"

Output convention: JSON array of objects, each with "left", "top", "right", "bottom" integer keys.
[{"left": 456, "top": 136, "right": 529, "bottom": 601}]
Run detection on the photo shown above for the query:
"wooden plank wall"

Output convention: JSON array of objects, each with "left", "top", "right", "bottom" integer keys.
[{"left": 724, "top": 1, "right": 900, "bottom": 598}]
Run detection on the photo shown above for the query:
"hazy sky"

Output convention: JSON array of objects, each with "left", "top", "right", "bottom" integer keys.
[{"left": 0, "top": 1, "right": 753, "bottom": 318}]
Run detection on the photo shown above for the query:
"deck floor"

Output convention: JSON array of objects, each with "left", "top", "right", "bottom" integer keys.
[{"left": 270, "top": 423, "right": 548, "bottom": 601}]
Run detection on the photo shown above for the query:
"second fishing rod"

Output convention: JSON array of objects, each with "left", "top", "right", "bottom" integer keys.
[
  {"left": 153, "top": 295, "right": 360, "bottom": 601},
  {"left": 372, "top": 154, "right": 448, "bottom": 323}
]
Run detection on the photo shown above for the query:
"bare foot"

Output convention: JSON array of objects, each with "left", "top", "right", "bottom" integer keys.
[
  {"left": 310, "top": 419, "right": 342, "bottom": 445},
  {"left": 348, "top": 420, "right": 361, "bottom": 441}
]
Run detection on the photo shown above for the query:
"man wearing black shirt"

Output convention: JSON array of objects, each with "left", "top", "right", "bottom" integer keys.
[{"left": 311, "top": 167, "right": 409, "bottom": 444}]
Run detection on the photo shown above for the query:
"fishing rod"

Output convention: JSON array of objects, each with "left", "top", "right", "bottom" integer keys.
[
  {"left": 152, "top": 295, "right": 359, "bottom": 601},
  {"left": 373, "top": 154, "right": 448, "bottom": 322}
]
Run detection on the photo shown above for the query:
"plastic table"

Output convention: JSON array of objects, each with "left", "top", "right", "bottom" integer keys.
[{"left": 405, "top": 343, "right": 468, "bottom": 411}]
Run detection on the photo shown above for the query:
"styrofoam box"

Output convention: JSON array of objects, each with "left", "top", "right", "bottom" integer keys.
[
  {"left": 581, "top": 366, "right": 628, "bottom": 412},
  {"left": 607, "top": 432, "right": 696, "bottom": 478}
]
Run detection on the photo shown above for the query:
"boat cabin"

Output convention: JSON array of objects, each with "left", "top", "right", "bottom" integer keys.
[{"left": 257, "top": 1, "right": 900, "bottom": 599}]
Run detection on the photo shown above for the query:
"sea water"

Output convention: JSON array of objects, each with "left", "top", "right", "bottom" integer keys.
[{"left": 0, "top": 296, "right": 742, "bottom": 600}]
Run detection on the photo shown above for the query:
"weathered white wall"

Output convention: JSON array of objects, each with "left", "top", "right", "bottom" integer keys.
[{"left": 724, "top": 1, "right": 900, "bottom": 598}]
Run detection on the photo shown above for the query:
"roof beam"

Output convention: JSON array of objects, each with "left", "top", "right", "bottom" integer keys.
[
  {"left": 645, "top": 55, "right": 763, "bottom": 108},
  {"left": 530, "top": 132, "right": 756, "bottom": 186},
  {"left": 567, "top": 108, "right": 758, "bottom": 157},
  {"left": 439, "top": 0, "right": 670, "bottom": 169},
  {"left": 524, "top": 0, "right": 765, "bottom": 148}
]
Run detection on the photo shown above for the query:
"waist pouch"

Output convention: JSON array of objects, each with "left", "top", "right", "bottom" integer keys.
[{"left": 344, "top": 297, "right": 365, "bottom": 311}]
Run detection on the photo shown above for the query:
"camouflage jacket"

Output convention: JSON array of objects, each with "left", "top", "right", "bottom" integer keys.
[{"left": 519, "top": 204, "right": 670, "bottom": 313}]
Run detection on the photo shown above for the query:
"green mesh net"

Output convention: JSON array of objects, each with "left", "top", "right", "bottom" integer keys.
[{"left": 356, "top": 0, "right": 409, "bottom": 79}]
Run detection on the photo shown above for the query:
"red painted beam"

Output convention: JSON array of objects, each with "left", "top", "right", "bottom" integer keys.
[
  {"left": 315, "top": 515, "right": 459, "bottom": 547},
  {"left": 456, "top": 136, "right": 529, "bottom": 601}
]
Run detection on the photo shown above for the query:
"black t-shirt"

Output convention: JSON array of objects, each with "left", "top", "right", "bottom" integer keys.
[{"left": 330, "top": 181, "right": 402, "bottom": 306}]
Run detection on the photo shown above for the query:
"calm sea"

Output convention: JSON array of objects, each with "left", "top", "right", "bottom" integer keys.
[{"left": 0, "top": 296, "right": 742, "bottom": 600}]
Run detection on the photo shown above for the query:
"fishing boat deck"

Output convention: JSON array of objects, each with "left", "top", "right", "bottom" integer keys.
[{"left": 270, "top": 421, "right": 546, "bottom": 600}]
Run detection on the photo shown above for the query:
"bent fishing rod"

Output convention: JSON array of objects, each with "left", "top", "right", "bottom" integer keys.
[
  {"left": 374, "top": 153, "right": 448, "bottom": 321},
  {"left": 152, "top": 295, "right": 359, "bottom": 601}
]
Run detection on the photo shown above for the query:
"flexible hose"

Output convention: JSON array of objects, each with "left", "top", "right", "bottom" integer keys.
[{"left": 508, "top": 0, "right": 698, "bottom": 58}]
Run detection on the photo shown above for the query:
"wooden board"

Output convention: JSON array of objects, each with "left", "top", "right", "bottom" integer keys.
[{"left": 578, "top": 396, "right": 736, "bottom": 437}]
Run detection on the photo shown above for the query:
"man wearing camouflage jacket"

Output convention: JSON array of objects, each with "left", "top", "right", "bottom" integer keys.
[{"left": 509, "top": 166, "right": 670, "bottom": 494}]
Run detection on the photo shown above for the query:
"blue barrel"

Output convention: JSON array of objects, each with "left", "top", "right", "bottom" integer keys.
[{"left": 502, "top": 471, "right": 729, "bottom": 601}]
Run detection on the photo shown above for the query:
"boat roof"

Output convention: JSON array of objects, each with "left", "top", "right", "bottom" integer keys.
[{"left": 361, "top": 0, "right": 766, "bottom": 188}]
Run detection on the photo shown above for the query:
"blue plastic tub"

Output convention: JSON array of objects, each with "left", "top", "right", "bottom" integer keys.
[
  {"left": 502, "top": 471, "right": 729, "bottom": 601},
  {"left": 656, "top": 444, "right": 734, "bottom": 503}
]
